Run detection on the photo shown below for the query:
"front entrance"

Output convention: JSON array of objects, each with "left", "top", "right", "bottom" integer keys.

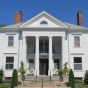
[{"left": 39, "top": 59, "right": 48, "bottom": 75}]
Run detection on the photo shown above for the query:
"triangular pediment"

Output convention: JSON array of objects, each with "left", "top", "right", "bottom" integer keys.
[{"left": 19, "top": 11, "right": 69, "bottom": 28}]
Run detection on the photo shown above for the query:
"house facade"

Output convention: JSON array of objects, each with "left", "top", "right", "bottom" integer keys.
[{"left": 0, "top": 11, "right": 88, "bottom": 78}]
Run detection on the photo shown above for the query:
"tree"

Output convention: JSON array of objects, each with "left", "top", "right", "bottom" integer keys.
[
  {"left": 10, "top": 69, "right": 18, "bottom": 88},
  {"left": 0, "top": 24, "right": 6, "bottom": 28},
  {"left": 69, "top": 69, "right": 75, "bottom": 88},
  {"left": 84, "top": 70, "right": 88, "bottom": 84},
  {"left": 0, "top": 69, "right": 4, "bottom": 84}
]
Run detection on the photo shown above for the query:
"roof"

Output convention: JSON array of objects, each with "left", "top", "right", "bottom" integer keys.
[
  {"left": 1, "top": 22, "right": 88, "bottom": 30},
  {"left": 0, "top": 11, "right": 88, "bottom": 30},
  {"left": 64, "top": 22, "right": 88, "bottom": 30},
  {"left": 1, "top": 22, "right": 23, "bottom": 28}
]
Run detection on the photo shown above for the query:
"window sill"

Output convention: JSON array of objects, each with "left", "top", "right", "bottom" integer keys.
[
  {"left": 73, "top": 47, "right": 81, "bottom": 48},
  {"left": 6, "top": 46, "right": 15, "bottom": 48},
  {"left": 73, "top": 70, "right": 84, "bottom": 72},
  {"left": 5, "top": 69, "right": 13, "bottom": 71}
]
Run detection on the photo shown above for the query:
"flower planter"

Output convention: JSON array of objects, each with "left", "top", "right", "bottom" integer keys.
[
  {"left": 21, "top": 78, "right": 25, "bottom": 81},
  {"left": 59, "top": 78, "right": 63, "bottom": 82}
]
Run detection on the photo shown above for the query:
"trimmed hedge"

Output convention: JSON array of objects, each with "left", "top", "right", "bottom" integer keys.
[
  {"left": 69, "top": 69, "right": 75, "bottom": 88},
  {"left": 10, "top": 69, "right": 18, "bottom": 88}
]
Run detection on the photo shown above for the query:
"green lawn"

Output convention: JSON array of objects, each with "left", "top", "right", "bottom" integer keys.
[
  {"left": 75, "top": 83, "right": 88, "bottom": 88},
  {"left": 0, "top": 83, "right": 10, "bottom": 88}
]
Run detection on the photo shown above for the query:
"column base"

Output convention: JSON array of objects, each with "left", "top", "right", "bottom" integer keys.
[
  {"left": 35, "top": 70, "right": 39, "bottom": 76},
  {"left": 48, "top": 70, "right": 53, "bottom": 76}
]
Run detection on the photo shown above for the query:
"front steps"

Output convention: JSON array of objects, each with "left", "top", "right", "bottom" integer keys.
[{"left": 17, "top": 76, "right": 68, "bottom": 88}]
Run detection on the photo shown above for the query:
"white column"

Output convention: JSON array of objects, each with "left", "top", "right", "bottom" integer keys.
[
  {"left": 35, "top": 36, "right": 39, "bottom": 76},
  {"left": 61, "top": 36, "right": 65, "bottom": 68},
  {"left": 22, "top": 36, "right": 27, "bottom": 69},
  {"left": 48, "top": 36, "right": 53, "bottom": 76}
]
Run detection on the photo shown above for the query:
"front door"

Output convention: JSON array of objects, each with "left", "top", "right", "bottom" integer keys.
[{"left": 39, "top": 59, "right": 48, "bottom": 75}]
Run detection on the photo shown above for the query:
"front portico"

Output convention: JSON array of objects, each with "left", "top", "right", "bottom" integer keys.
[
  {"left": 22, "top": 34, "right": 66, "bottom": 76},
  {"left": 19, "top": 11, "right": 68, "bottom": 76}
]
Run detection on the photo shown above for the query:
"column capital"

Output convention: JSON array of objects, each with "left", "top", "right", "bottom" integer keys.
[
  {"left": 48, "top": 36, "right": 53, "bottom": 38},
  {"left": 62, "top": 36, "right": 65, "bottom": 38},
  {"left": 22, "top": 36, "right": 26, "bottom": 38},
  {"left": 35, "top": 36, "right": 40, "bottom": 38}
]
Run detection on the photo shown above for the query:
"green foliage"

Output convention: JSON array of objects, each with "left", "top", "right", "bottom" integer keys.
[
  {"left": 0, "top": 69, "right": 4, "bottom": 84},
  {"left": 61, "top": 62, "right": 70, "bottom": 74},
  {"left": 69, "top": 69, "right": 75, "bottom": 88},
  {"left": 84, "top": 70, "right": 88, "bottom": 84},
  {"left": 0, "top": 83, "right": 10, "bottom": 88},
  {"left": 65, "top": 82, "right": 70, "bottom": 87},
  {"left": 0, "top": 24, "right": 6, "bottom": 28},
  {"left": 18, "top": 61, "right": 25, "bottom": 80},
  {"left": 58, "top": 70, "right": 63, "bottom": 79},
  {"left": 10, "top": 69, "right": 18, "bottom": 88}
]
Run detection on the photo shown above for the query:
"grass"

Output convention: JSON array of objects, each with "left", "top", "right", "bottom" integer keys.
[
  {"left": 75, "top": 83, "right": 88, "bottom": 88},
  {"left": 0, "top": 83, "right": 10, "bottom": 88}
]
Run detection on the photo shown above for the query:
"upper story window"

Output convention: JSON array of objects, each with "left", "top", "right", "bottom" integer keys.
[
  {"left": 74, "top": 57, "right": 82, "bottom": 70},
  {"left": 74, "top": 36, "right": 80, "bottom": 47},
  {"left": 8, "top": 36, "right": 14, "bottom": 46},
  {"left": 40, "top": 21, "right": 48, "bottom": 24}
]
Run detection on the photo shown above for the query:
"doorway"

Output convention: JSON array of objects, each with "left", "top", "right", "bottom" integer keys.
[{"left": 39, "top": 59, "right": 48, "bottom": 75}]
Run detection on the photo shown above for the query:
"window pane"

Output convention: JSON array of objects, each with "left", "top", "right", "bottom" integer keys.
[
  {"left": 29, "top": 64, "right": 34, "bottom": 69},
  {"left": 8, "top": 41, "right": 13, "bottom": 46},
  {"left": 8, "top": 36, "right": 14, "bottom": 46},
  {"left": 74, "top": 42, "right": 80, "bottom": 47},
  {"left": 74, "top": 64, "right": 82, "bottom": 70},
  {"left": 29, "top": 59, "right": 34, "bottom": 69},
  {"left": 29, "top": 59, "right": 34, "bottom": 63},
  {"left": 40, "top": 21, "right": 48, "bottom": 24},
  {"left": 54, "top": 59, "right": 59, "bottom": 69},
  {"left": 8, "top": 36, "right": 14, "bottom": 40},
  {"left": 6, "top": 64, "right": 14, "bottom": 69},
  {"left": 74, "top": 36, "right": 80, "bottom": 41},
  {"left": 74, "top": 36, "right": 80, "bottom": 47},
  {"left": 74, "top": 57, "right": 82, "bottom": 63},
  {"left": 6, "top": 57, "right": 14, "bottom": 63}
]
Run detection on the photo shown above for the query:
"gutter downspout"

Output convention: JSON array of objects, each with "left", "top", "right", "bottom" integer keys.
[
  {"left": 17, "top": 27, "right": 20, "bottom": 69},
  {"left": 68, "top": 29, "right": 70, "bottom": 69}
]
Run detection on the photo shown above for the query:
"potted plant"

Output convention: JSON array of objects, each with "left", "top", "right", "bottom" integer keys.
[
  {"left": 58, "top": 70, "right": 63, "bottom": 82},
  {"left": 18, "top": 61, "right": 26, "bottom": 81},
  {"left": 61, "top": 62, "right": 70, "bottom": 75},
  {"left": 21, "top": 75, "right": 25, "bottom": 81}
]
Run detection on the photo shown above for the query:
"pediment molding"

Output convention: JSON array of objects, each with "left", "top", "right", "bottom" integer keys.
[{"left": 19, "top": 11, "right": 69, "bottom": 29}]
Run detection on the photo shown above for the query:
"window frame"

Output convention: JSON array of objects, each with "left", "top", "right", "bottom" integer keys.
[
  {"left": 73, "top": 57, "right": 82, "bottom": 71},
  {"left": 8, "top": 36, "right": 14, "bottom": 47},
  {"left": 40, "top": 21, "right": 48, "bottom": 25},
  {"left": 5, "top": 57, "right": 14, "bottom": 70},
  {"left": 74, "top": 36, "right": 80, "bottom": 47}
]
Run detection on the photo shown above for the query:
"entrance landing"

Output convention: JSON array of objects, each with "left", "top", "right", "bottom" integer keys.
[{"left": 17, "top": 82, "right": 68, "bottom": 88}]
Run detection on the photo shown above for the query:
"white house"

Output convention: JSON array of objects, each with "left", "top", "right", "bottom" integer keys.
[{"left": 0, "top": 10, "right": 88, "bottom": 78}]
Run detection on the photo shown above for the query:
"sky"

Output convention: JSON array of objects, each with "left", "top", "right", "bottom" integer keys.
[{"left": 0, "top": 0, "right": 88, "bottom": 27}]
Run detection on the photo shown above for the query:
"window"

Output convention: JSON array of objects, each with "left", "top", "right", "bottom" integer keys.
[
  {"left": 54, "top": 59, "right": 59, "bottom": 69},
  {"left": 40, "top": 21, "right": 48, "bottom": 24},
  {"left": 74, "top": 36, "right": 80, "bottom": 47},
  {"left": 8, "top": 36, "right": 14, "bottom": 46},
  {"left": 74, "top": 57, "right": 82, "bottom": 70},
  {"left": 28, "top": 59, "right": 34, "bottom": 69},
  {"left": 6, "top": 57, "right": 14, "bottom": 70}
]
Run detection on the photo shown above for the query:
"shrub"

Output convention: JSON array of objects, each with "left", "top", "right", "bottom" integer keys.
[
  {"left": 84, "top": 70, "right": 88, "bottom": 84},
  {"left": 65, "top": 82, "right": 70, "bottom": 87},
  {"left": 0, "top": 69, "right": 4, "bottom": 84},
  {"left": 69, "top": 69, "right": 75, "bottom": 88},
  {"left": 10, "top": 69, "right": 18, "bottom": 88}
]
